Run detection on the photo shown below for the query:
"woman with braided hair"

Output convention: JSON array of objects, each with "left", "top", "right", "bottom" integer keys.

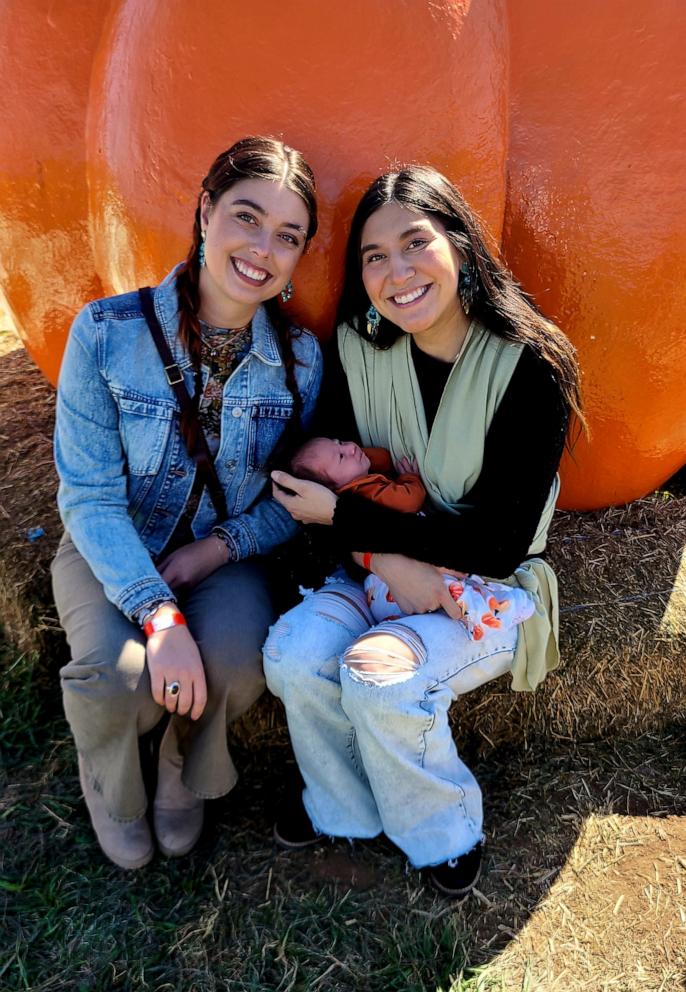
[{"left": 52, "top": 137, "right": 322, "bottom": 869}]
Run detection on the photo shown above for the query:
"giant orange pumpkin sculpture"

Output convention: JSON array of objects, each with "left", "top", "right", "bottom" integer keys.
[{"left": 0, "top": 0, "right": 684, "bottom": 509}]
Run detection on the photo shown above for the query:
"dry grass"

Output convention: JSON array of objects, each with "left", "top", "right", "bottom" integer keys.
[
  {"left": 1, "top": 346, "right": 685, "bottom": 749},
  {"left": 458, "top": 493, "right": 686, "bottom": 749},
  {"left": 0, "top": 341, "right": 62, "bottom": 656},
  {"left": 2, "top": 633, "right": 685, "bottom": 991},
  {"left": 479, "top": 814, "right": 686, "bottom": 991},
  {"left": 452, "top": 730, "right": 686, "bottom": 991}
]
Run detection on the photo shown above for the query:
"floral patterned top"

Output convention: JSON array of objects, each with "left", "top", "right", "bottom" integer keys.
[
  {"left": 164, "top": 319, "right": 253, "bottom": 548},
  {"left": 197, "top": 319, "right": 253, "bottom": 455}
]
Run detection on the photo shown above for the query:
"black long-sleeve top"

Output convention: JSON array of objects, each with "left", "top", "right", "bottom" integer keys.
[{"left": 313, "top": 336, "right": 570, "bottom": 580}]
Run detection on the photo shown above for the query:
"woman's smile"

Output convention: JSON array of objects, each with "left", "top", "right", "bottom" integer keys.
[
  {"left": 388, "top": 284, "right": 431, "bottom": 307},
  {"left": 231, "top": 256, "right": 272, "bottom": 286}
]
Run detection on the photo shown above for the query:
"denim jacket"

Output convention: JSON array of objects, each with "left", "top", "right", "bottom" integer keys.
[{"left": 55, "top": 267, "right": 323, "bottom": 621}]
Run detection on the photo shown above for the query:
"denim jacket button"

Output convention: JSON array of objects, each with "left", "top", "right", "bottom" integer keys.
[{"left": 232, "top": 407, "right": 243, "bottom": 418}]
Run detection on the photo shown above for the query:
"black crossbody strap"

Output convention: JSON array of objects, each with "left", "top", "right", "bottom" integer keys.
[{"left": 138, "top": 286, "right": 228, "bottom": 522}]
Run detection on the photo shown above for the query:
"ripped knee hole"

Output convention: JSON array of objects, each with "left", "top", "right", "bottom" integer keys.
[{"left": 342, "top": 625, "right": 426, "bottom": 686}]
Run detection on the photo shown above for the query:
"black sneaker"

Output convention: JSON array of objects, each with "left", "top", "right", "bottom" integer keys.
[
  {"left": 426, "top": 841, "right": 483, "bottom": 899},
  {"left": 273, "top": 789, "right": 321, "bottom": 849}
]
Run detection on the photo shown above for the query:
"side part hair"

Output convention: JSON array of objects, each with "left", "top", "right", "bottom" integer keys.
[
  {"left": 336, "top": 165, "right": 586, "bottom": 444},
  {"left": 176, "top": 136, "right": 318, "bottom": 457}
]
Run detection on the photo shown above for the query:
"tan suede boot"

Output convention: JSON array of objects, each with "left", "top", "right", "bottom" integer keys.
[
  {"left": 153, "top": 723, "right": 204, "bottom": 857},
  {"left": 78, "top": 755, "right": 154, "bottom": 870}
]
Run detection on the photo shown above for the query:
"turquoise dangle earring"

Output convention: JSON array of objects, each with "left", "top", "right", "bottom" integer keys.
[
  {"left": 198, "top": 230, "right": 206, "bottom": 268},
  {"left": 280, "top": 280, "right": 294, "bottom": 303},
  {"left": 458, "top": 261, "right": 476, "bottom": 315},
  {"left": 366, "top": 304, "right": 381, "bottom": 341}
]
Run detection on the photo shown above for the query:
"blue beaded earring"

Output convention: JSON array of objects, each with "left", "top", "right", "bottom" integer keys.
[
  {"left": 280, "top": 280, "right": 294, "bottom": 303},
  {"left": 458, "top": 261, "right": 477, "bottom": 315},
  {"left": 198, "top": 231, "right": 206, "bottom": 268},
  {"left": 366, "top": 304, "right": 381, "bottom": 341}
]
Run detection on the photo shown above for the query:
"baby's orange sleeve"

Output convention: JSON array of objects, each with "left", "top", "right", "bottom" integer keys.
[
  {"left": 364, "top": 447, "right": 394, "bottom": 474},
  {"left": 351, "top": 473, "right": 426, "bottom": 513}
]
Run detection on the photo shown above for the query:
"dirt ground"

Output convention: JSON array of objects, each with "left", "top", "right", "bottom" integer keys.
[{"left": 481, "top": 813, "right": 686, "bottom": 990}]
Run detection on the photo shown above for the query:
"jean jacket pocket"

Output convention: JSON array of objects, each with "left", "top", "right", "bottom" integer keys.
[{"left": 117, "top": 394, "right": 175, "bottom": 477}]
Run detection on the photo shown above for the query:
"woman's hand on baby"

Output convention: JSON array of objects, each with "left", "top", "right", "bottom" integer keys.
[
  {"left": 271, "top": 470, "right": 338, "bottom": 525},
  {"left": 146, "top": 622, "right": 207, "bottom": 719},
  {"left": 396, "top": 456, "right": 419, "bottom": 475},
  {"left": 157, "top": 536, "right": 229, "bottom": 593},
  {"left": 371, "top": 553, "right": 466, "bottom": 619}
]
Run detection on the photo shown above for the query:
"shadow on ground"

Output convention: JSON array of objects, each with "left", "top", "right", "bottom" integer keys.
[{"left": 2, "top": 653, "right": 684, "bottom": 992}]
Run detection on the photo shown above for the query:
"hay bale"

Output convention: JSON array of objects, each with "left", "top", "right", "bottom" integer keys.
[
  {"left": 1, "top": 349, "right": 685, "bottom": 746},
  {"left": 458, "top": 493, "right": 686, "bottom": 747}
]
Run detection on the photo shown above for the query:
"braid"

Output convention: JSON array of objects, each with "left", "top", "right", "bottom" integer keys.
[
  {"left": 174, "top": 206, "right": 205, "bottom": 456},
  {"left": 263, "top": 297, "right": 306, "bottom": 470}
]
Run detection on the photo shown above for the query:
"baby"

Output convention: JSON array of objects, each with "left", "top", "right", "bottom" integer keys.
[{"left": 290, "top": 437, "right": 535, "bottom": 640}]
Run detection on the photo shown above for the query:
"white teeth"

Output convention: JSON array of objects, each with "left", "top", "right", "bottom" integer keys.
[
  {"left": 234, "top": 258, "right": 268, "bottom": 282},
  {"left": 393, "top": 286, "right": 428, "bottom": 305}
]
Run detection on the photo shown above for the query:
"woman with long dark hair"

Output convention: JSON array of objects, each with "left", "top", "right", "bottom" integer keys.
[
  {"left": 265, "top": 165, "right": 583, "bottom": 897},
  {"left": 52, "top": 137, "right": 322, "bottom": 869}
]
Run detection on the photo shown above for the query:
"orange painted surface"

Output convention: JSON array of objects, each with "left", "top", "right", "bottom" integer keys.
[
  {"left": 85, "top": 0, "right": 507, "bottom": 321},
  {"left": 0, "top": 0, "right": 110, "bottom": 384},
  {"left": 504, "top": 0, "right": 686, "bottom": 508},
  {"left": 0, "top": 0, "right": 684, "bottom": 508}
]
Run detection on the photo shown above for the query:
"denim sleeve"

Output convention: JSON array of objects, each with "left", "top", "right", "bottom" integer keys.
[
  {"left": 213, "top": 329, "right": 323, "bottom": 560},
  {"left": 54, "top": 305, "right": 175, "bottom": 620}
]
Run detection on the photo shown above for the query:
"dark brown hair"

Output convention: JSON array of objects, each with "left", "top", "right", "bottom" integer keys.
[
  {"left": 176, "top": 136, "right": 318, "bottom": 453},
  {"left": 336, "top": 165, "right": 586, "bottom": 443},
  {"left": 289, "top": 437, "right": 337, "bottom": 489}
]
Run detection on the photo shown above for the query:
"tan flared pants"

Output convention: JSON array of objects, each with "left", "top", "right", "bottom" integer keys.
[{"left": 51, "top": 534, "right": 271, "bottom": 821}]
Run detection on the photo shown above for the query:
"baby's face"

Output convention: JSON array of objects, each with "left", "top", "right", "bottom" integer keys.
[{"left": 306, "top": 438, "right": 371, "bottom": 487}]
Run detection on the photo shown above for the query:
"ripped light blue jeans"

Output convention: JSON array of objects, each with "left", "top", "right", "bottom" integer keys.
[{"left": 263, "top": 571, "right": 518, "bottom": 868}]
